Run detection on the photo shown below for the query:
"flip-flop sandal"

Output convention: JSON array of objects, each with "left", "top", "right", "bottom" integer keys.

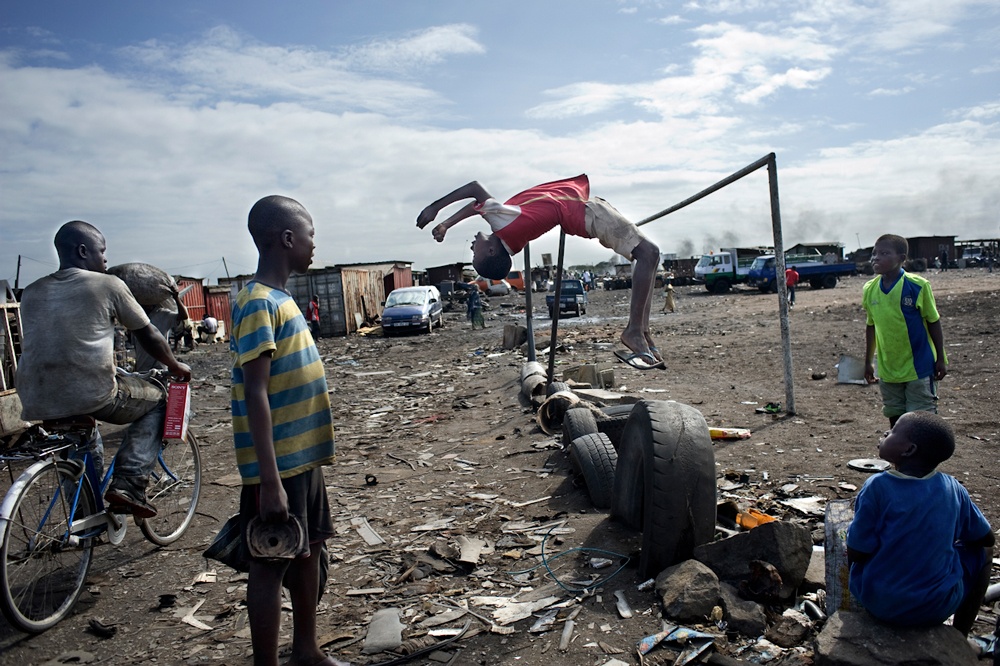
[
  {"left": 649, "top": 346, "right": 663, "bottom": 362},
  {"left": 614, "top": 349, "right": 665, "bottom": 370}
]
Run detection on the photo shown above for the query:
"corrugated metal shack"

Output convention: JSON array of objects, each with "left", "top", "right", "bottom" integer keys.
[
  {"left": 907, "top": 236, "right": 955, "bottom": 264},
  {"left": 285, "top": 261, "right": 412, "bottom": 337},
  {"left": 218, "top": 262, "right": 412, "bottom": 337}
]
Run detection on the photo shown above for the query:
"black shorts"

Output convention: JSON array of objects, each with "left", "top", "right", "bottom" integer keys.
[{"left": 239, "top": 467, "right": 334, "bottom": 560}]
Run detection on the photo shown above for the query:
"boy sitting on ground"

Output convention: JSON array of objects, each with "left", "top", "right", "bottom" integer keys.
[
  {"left": 417, "top": 175, "right": 663, "bottom": 369},
  {"left": 847, "top": 411, "right": 994, "bottom": 634}
]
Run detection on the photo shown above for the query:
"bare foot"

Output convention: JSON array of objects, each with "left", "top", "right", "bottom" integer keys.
[
  {"left": 644, "top": 333, "right": 662, "bottom": 362},
  {"left": 620, "top": 329, "right": 651, "bottom": 358}
]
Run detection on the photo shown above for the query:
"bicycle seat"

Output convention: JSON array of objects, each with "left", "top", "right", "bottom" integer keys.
[{"left": 40, "top": 416, "right": 98, "bottom": 433}]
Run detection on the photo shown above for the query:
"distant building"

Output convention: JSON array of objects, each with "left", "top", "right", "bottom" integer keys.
[{"left": 787, "top": 242, "right": 845, "bottom": 261}]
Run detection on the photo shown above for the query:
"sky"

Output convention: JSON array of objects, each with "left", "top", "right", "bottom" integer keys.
[{"left": 2, "top": 0, "right": 999, "bottom": 287}]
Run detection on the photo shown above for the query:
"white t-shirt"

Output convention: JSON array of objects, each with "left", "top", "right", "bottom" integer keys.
[{"left": 16, "top": 268, "right": 150, "bottom": 420}]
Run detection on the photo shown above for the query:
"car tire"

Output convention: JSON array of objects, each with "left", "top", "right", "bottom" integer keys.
[
  {"left": 547, "top": 381, "right": 571, "bottom": 397},
  {"left": 563, "top": 407, "right": 599, "bottom": 448},
  {"left": 596, "top": 404, "right": 634, "bottom": 449},
  {"left": 610, "top": 400, "right": 717, "bottom": 578},
  {"left": 569, "top": 433, "right": 617, "bottom": 510}
]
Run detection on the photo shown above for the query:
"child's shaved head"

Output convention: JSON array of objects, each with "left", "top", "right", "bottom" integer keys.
[{"left": 248, "top": 195, "right": 310, "bottom": 249}]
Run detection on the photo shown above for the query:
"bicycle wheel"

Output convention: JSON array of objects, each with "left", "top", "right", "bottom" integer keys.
[
  {"left": 139, "top": 430, "right": 202, "bottom": 546},
  {"left": 0, "top": 460, "right": 96, "bottom": 633}
]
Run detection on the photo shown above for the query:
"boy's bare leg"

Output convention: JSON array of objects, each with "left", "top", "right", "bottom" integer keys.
[
  {"left": 622, "top": 239, "right": 660, "bottom": 361},
  {"left": 287, "top": 542, "right": 349, "bottom": 666},
  {"left": 248, "top": 560, "right": 291, "bottom": 666}
]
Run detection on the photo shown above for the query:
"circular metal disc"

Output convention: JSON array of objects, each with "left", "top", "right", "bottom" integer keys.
[{"left": 848, "top": 458, "right": 890, "bottom": 473}]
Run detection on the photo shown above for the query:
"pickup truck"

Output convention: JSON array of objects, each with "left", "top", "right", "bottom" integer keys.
[
  {"left": 546, "top": 279, "right": 588, "bottom": 318},
  {"left": 747, "top": 255, "right": 856, "bottom": 292}
]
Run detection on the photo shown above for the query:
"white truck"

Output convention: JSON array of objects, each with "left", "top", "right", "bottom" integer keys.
[{"left": 694, "top": 247, "right": 769, "bottom": 294}]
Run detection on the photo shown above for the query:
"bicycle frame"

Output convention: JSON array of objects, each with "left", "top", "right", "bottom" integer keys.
[{"left": 21, "top": 429, "right": 119, "bottom": 544}]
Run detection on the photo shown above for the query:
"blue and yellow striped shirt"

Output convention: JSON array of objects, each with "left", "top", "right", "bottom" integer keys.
[{"left": 230, "top": 282, "right": 334, "bottom": 484}]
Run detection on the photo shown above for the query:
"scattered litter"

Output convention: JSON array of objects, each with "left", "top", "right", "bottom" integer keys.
[
  {"left": 637, "top": 623, "right": 716, "bottom": 662},
  {"left": 636, "top": 578, "right": 655, "bottom": 592},
  {"left": 710, "top": 427, "right": 751, "bottom": 440},
  {"left": 736, "top": 508, "right": 776, "bottom": 529},
  {"left": 613, "top": 590, "right": 632, "bottom": 619},
  {"left": 178, "top": 599, "right": 213, "bottom": 631},
  {"left": 780, "top": 496, "right": 826, "bottom": 516},
  {"left": 529, "top": 609, "right": 558, "bottom": 633},
  {"left": 847, "top": 458, "right": 890, "bottom": 473},
  {"left": 352, "top": 516, "right": 387, "bottom": 545},
  {"left": 836, "top": 355, "right": 867, "bottom": 384},
  {"left": 491, "top": 596, "right": 561, "bottom": 626},
  {"left": 558, "top": 618, "right": 575, "bottom": 651},
  {"left": 192, "top": 570, "right": 217, "bottom": 585},
  {"left": 755, "top": 402, "right": 781, "bottom": 414}
]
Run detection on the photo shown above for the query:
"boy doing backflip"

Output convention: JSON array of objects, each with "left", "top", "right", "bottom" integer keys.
[
  {"left": 847, "top": 411, "right": 994, "bottom": 634},
  {"left": 417, "top": 175, "right": 663, "bottom": 369},
  {"left": 230, "top": 195, "right": 347, "bottom": 666},
  {"left": 863, "top": 234, "right": 947, "bottom": 427}
]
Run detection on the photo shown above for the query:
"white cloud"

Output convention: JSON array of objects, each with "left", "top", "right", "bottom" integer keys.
[
  {"left": 868, "top": 86, "right": 915, "bottom": 97},
  {"left": 344, "top": 24, "right": 485, "bottom": 72},
  {"left": 118, "top": 26, "right": 451, "bottom": 116}
]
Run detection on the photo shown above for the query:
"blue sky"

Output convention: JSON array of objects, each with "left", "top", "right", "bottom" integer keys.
[{"left": 3, "top": 0, "right": 999, "bottom": 286}]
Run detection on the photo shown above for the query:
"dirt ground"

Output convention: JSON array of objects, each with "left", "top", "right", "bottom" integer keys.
[{"left": 1, "top": 268, "right": 998, "bottom": 665}]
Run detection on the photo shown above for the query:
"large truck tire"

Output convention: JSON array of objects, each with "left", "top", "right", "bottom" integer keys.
[
  {"left": 569, "top": 433, "right": 617, "bottom": 510},
  {"left": 821, "top": 274, "right": 838, "bottom": 289},
  {"left": 563, "top": 408, "right": 599, "bottom": 447},
  {"left": 610, "top": 400, "right": 717, "bottom": 579}
]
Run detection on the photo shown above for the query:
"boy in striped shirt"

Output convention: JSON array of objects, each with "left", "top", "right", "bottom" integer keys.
[{"left": 230, "top": 195, "right": 346, "bottom": 666}]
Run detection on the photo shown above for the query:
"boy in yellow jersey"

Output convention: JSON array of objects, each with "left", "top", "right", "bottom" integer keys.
[
  {"left": 863, "top": 234, "right": 947, "bottom": 428},
  {"left": 230, "top": 195, "right": 347, "bottom": 666}
]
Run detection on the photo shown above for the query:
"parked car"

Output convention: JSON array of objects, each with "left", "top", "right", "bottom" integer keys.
[
  {"left": 380, "top": 286, "right": 444, "bottom": 336},
  {"left": 545, "top": 279, "right": 588, "bottom": 318},
  {"left": 474, "top": 277, "right": 512, "bottom": 296}
]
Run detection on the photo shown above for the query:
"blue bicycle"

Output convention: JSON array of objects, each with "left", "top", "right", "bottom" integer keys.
[{"left": 0, "top": 378, "right": 201, "bottom": 633}]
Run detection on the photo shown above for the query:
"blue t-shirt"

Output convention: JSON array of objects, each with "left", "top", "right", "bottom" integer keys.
[{"left": 847, "top": 470, "right": 991, "bottom": 625}]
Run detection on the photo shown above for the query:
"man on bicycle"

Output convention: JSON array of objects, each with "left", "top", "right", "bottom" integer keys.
[{"left": 16, "top": 220, "right": 191, "bottom": 518}]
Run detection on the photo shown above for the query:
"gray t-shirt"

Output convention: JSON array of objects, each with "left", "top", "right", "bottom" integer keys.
[{"left": 17, "top": 268, "right": 150, "bottom": 420}]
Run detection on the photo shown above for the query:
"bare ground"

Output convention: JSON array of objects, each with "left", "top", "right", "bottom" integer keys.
[{"left": 1, "top": 268, "right": 998, "bottom": 665}]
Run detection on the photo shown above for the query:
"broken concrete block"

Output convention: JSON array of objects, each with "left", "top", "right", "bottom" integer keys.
[
  {"left": 719, "top": 582, "right": 766, "bottom": 638},
  {"left": 802, "top": 545, "right": 826, "bottom": 592},
  {"left": 362, "top": 608, "right": 405, "bottom": 654},
  {"left": 693, "top": 520, "right": 812, "bottom": 600},
  {"left": 765, "top": 608, "right": 812, "bottom": 648},
  {"left": 813, "top": 611, "right": 978, "bottom": 666},
  {"left": 654, "top": 559, "right": 721, "bottom": 622}
]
